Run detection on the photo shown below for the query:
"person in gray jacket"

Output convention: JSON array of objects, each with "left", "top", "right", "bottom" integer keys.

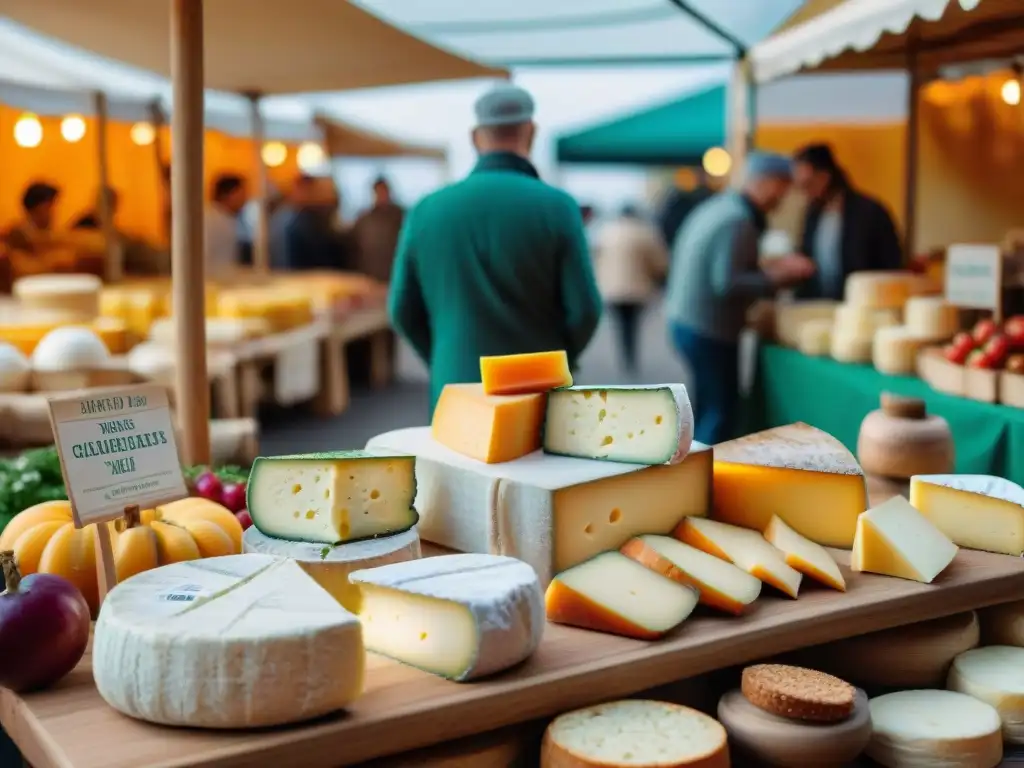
[{"left": 666, "top": 153, "right": 815, "bottom": 444}]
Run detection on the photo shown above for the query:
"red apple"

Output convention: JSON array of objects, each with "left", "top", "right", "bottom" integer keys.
[
  {"left": 220, "top": 482, "right": 247, "bottom": 513},
  {"left": 193, "top": 471, "right": 223, "bottom": 504},
  {"left": 984, "top": 334, "right": 1010, "bottom": 367},
  {"left": 1005, "top": 316, "right": 1024, "bottom": 346},
  {"left": 972, "top": 319, "right": 998, "bottom": 345},
  {"left": 235, "top": 509, "right": 252, "bottom": 531},
  {"left": 944, "top": 343, "right": 971, "bottom": 365},
  {"left": 967, "top": 349, "right": 994, "bottom": 369},
  {"left": 952, "top": 331, "right": 976, "bottom": 353}
]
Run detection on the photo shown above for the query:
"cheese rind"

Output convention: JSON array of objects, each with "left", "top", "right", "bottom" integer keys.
[
  {"left": 910, "top": 474, "right": 1024, "bottom": 556},
  {"left": 247, "top": 450, "right": 418, "bottom": 544},
  {"left": 432, "top": 383, "right": 545, "bottom": 463},
  {"left": 763, "top": 515, "right": 845, "bottom": 591},
  {"left": 480, "top": 350, "right": 571, "bottom": 395},
  {"left": 851, "top": 496, "right": 958, "bottom": 583},
  {"left": 543, "top": 384, "right": 694, "bottom": 465},
  {"left": 948, "top": 645, "right": 1024, "bottom": 744},
  {"left": 350, "top": 554, "right": 543, "bottom": 681},
  {"left": 92, "top": 555, "right": 364, "bottom": 729}
]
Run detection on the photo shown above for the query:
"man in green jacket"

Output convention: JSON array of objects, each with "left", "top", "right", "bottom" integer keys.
[{"left": 388, "top": 84, "right": 602, "bottom": 418}]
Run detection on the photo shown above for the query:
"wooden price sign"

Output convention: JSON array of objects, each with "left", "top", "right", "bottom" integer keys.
[
  {"left": 47, "top": 383, "right": 188, "bottom": 606},
  {"left": 945, "top": 244, "right": 1004, "bottom": 321}
]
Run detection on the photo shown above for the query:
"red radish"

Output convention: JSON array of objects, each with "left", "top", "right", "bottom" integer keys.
[
  {"left": 235, "top": 509, "right": 253, "bottom": 531},
  {"left": 0, "top": 550, "right": 89, "bottom": 692},
  {"left": 193, "top": 471, "right": 223, "bottom": 503},
  {"left": 220, "top": 482, "right": 247, "bottom": 513}
]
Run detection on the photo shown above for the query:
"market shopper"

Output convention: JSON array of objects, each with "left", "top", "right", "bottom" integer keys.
[
  {"left": 666, "top": 153, "right": 815, "bottom": 444},
  {"left": 388, "top": 83, "right": 602, "bottom": 419}
]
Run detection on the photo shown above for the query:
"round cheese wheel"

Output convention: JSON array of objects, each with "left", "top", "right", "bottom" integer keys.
[
  {"left": 948, "top": 645, "right": 1024, "bottom": 744},
  {"left": 31, "top": 327, "right": 111, "bottom": 371},
  {"left": 541, "top": 700, "right": 728, "bottom": 768},
  {"left": 857, "top": 402, "right": 954, "bottom": 479},
  {"left": 796, "top": 318, "right": 832, "bottom": 356},
  {"left": 905, "top": 296, "right": 960, "bottom": 340},
  {"left": 979, "top": 599, "right": 1024, "bottom": 646},
  {"left": 844, "top": 270, "right": 930, "bottom": 310},
  {"left": 834, "top": 303, "right": 900, "bottom": 337},
  {"left": 830, "top": 332, "right": 873, "bottom": 363},
  {"left": 0, "top": 343, "right": 30, "bottom": 392},
  {"left": 867, "top": 690, "right": 1002, "bottom": 768},
  {"left": 14, "top": 273, "right": 102, "bottom": 320},
  {"left": 243, "top": 526, "right": 421, "bottom": 611},
  {"left": 872, "top": 325, "right": 928, "bottom": 376},
  {"left": 717, "top": 687, "right": 871, "bottom": 767},
  {"left": 127, "top": 341, "right": 176, "bottom": 379}
]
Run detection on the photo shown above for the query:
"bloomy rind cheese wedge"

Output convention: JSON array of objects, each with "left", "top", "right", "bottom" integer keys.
[
  {"left": 480, "top": 350, "right": 572, "bottom": 395},
  {"left": 910, "top": 474, "right": 1024, "bottom": 556},
  {"left": 763, "top": 515, "right": 846, "bottom": 592},
  {"left": 431, "top": 383, "right": 546, "bottom": 464}
]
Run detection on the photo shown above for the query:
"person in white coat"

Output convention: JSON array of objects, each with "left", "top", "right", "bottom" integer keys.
[{"left": 592, "top": 204, "right": 669, "bottom": 372}]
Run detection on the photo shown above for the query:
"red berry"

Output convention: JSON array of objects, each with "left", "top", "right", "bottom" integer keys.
[
  {"left": 220, "top": 482, "right": 247, "bottom": 513},
  {"left": 235, "top": 510, "right": 253, "bottom": 531},
  {"left": 193, "top": 472, "right": 223, "bottom": 503}
]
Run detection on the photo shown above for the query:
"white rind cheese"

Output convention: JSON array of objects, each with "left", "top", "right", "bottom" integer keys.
[
  {"left": 910, "top": 474, "right": 1024, "bottom": 555},
  {"left": 92, "top": 555, "right": 364, "bottom": 729},
  {"left": 543, "top": 384, "right": 694, "bottom": 465},
  {"left": 873, "top": 325, "right": 928, "bottom": 376},
  {"left": 796, "top": 318, "right": 833, "bottom": 356},
  {"left": 905, "top": 296, "right": 960, "bottom": 340},
  {"left": 948, "top": 645, "right": 1024, "bottom": 744},
  {"left": 350, "top": 553, "right": 544, "bottom": 682}
]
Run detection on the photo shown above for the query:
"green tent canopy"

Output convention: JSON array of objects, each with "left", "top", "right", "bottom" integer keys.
[{"left": 556, "top": 84, "right": 726, "bottom": 166}]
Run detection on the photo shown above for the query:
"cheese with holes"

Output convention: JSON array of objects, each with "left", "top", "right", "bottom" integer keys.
[
  {"left": 711, "top": 422, "right": 867, "bottom": 547},
  {"left": 621, "top": 534, "right": 760, "bottom": 615},
  {"left": 543, "top": 384, "right": 694, "bottom": 465},
  {"left": 432, "top": 383, "right": 546, "bottom": 463},
  {"left": 675, "top": 517, "right": 802, "bottom": 598},
  {"left": 906, "top": 296, "right": 960, "bottom": 340},
  {"left": 948, "top": 646, "right": 1024, "bottom": 744},
  {"left": 545, "top": 551, "right": 699, "bottom": 639},
  {"left": 243, "top": 526, "right": 420, "bottom": 611},
  {"left": 14, "top": 273, "right": 101, "bottom": 320},
  {"left": 247, "top": 450, "right": 418, "bottom": 545},
  {"left": 910, "top": 474, "right": 1024, "bottom": 556},
  {"left": 980, "top": 600, "right": 1024, "bottom": 647},
  {"left": 796, "top": 318, "right": 833, "bottom": 356},
  {"left": 366, "top": 427, "right": 711, "bottom": 587},
  {"left": 873, "top": 326, "right": 929, "bottom": 375},
  {"left": 867, "top": 690, "right": 1002, "bottom": 768},
  {"left": 851, "top": 496, "right": 957, "bottom": 583},
  {"left": 350, "top": 554, "right": 543, "bottom": 681},
  {"left": 763, "top": 515, "right": 845, "bottom": 591},
  {"left": 480, "top": 350, "right": 572, "bottom": 395},
  {"left": 845, "top": 270, "right": 929, "bottom": 310},
  {"left": 92, "top": 555, "right": 364, "bottom": 728}
]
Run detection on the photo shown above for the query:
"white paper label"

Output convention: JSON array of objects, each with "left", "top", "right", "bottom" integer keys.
[
  {"left": 159, "top": 583, "right": 211, "bottom": 603},
  {"left": 945, "top": 243, "right": 1002, "bottom": 310}
]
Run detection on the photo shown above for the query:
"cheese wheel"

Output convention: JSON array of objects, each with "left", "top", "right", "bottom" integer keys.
[
  {"left": 31, "top": 327, "right": 111, "bottom": 371},
  {"left": 717, "top": 688, "right": 870, "bottom": 767},
  {"left": 796, "top": 318, "right": 832, "bottom": 356},
  {"left": 948, "top": 645, "right": 1024, "bottom": 744},
  {"left": 830, "top": 332, "right": 873, "bottom": 363},
  {"left": 243, "top": 525, "right": 421, "bottom": 611},
  {"left": 14, "top": 273, "right": 102, "bottom": 320},
  {"left": 844, "top": 270, "right": 929, "bottom": 309},
  {"left": 541, "top": 700, "right": 729, "bottom": 768},
  {"left": 0, "top": 343, "right": 30, "bottom": 392},
  {"left": 872, "top": 325, "right": 928, "bottom": 375},
  {"left": 857, "top": 405, "right": 954, "bottom": 478},
  {"left": 775, "top": 300, "right": 838, "bottom": 348},
  {"left": 834, "top": 303, "right": 900, "bottom": 336},
  {"left": 905, "top": 296, "right": 960, "bottom": 340},
  {"left": 867, "top": 690, "right": 1002, "bottom": 768},
  {"left": 979, "top": 599, "right": 1024, "bottom": 646}
]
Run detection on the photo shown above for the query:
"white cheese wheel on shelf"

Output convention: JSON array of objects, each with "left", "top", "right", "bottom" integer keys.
[
  {"left": 872, "top": 325, "right": 928, "bottom": 375},
  {"left": 830, "top": 331, "right": 873, "bottom": 363},
  {"left": 13, "top": 273, "right": 102, "bottom": 320},
  {"left": 0, "top": 343, "right": 30, "bottom": 392},
  {"left": 867, "top": 689, "right": 1002, "bottom": 768},
  {"left": 775, "top": 300, "right": 839, "bottom": 348},
  {"left": 31, "top": 327, "right": 111, "bottom": 371},
  {"left": 905, "top": 296, "right": 960, "bottom": 340},
  {"left": 92, "top": 554, "right": 364, "bottom": 729},
  {"left": 834, "top": 303, "right": 900, "bottom": 336},
  {"left": 845, "top": 270, "right": 931, "bottom": 310},
  {"left": 126, "top": 341, "right": 176, "bottom": 379},
  {"left": 796, "top": 318, "right": 833, "bottom": 356},
  {"left": 979, "top": 599, "right": 1024, "bottom": 646},
  {"left": 948, "top": 645, "right": 1024, "bottom": 744}
]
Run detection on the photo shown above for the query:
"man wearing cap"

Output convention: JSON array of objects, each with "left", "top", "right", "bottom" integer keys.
[
  {"left": 388, "top": 83, "right": 602, "bottom": 418},
  {"left": 666, "top": 153, "right": 815, "bottom": 444}
]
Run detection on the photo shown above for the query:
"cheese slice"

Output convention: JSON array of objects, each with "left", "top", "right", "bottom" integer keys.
[
  {"left": 366, "top": 427, "right": 711, "bottom": 587},
  {"left": 542, "top": 700, "right": 729, "bottom": 768},
  {"left": 851, "top": 496, "right": 958, "bottom": 583},
  {"left": 479, "top": 350, "right": 572, "bottom": 395},
  {"left": 620, "top": 534, "right": 761, "bottom": 615},
  {"left": 243, "top": 526, "right": 421, "bottom": 611},
  {"left": 92, "top": 555, "right": 364, "bottom": 729},
  {"left": 948, "top": 646, "right": 1024, "bottom": 744},
  {"left": 350, "top": 553, "right": 543, "bottom": 681},
  {"left": 910, "top": 474, "right": 1024, "bottom": 556},
  {"left": 247, "top": 450, "right": 418, "bottom": 545},
  {"left": 979, "top": 600, "right": 1024, "bottom": 647},
  {"left": 542, "top": 384, "right": 694, "bottom": 465},
  {"left": 674, "top": 517, "right": 802, "bottom": 598},
  {"left": 867, "top": 690, "right": 1003, "bottom": 768},
  {"left": 431, "top": 383, "right": 546, "bottom": 463},
  {"left": 711, "top": 422, "right": 867, "bottom": 547},
  {"left": 763, "top": 515, "right": 845, "bottom": 591},
  {"left": 546, "top": 552, "right": 699, "bottom": 639}
]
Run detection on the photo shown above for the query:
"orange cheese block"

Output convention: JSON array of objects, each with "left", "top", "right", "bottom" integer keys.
[
  {"left": 763, "top": 515, "right": 845, "bottom": 591},
  {"left": 480, "top": 350, "right": 572, "bottom": 395},
  {"left": 432, "top": 383, "right": 546, "bottom": 463}
]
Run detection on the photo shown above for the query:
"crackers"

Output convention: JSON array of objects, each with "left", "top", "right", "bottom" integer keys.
[{"left": 741, "top": 664, "right": 856, "bottom": 722}]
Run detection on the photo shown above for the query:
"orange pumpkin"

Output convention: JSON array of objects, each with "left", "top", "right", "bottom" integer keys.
[{"left": 0, "top": 497, "right": 242, "bottom": 615}]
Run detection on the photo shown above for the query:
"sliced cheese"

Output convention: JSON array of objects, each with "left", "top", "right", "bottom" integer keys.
[
  {"left": 545, "top": 551, "right": 699, "bottom": 639},
  {"left": 350, "top": 553, "right": 544, "bottom": 681},
  {"left": 621, "top": 534, "right": 761, "bottom": 615},
  {"left": 905, "top": 296, "right": 960, "bottom": 341},
  {"left": 796, "top": 317, "right": 833, "bottom": 356},
  {"left": 247, "top": 450, "right": 418, "bottom": 545},
  {"left": 948, "top": 645, "right": 1024, "bottom": 744},
  {"left": 480, "top": 350, "right": 572, "bottom": 395},
  {"left": 92, "top": 555, "right": 364, "bottom": 729},
  {"left": 763, "top": 515, "right": 845, "bottom": 591},
  {"left": 910, "top": 474, "right": 1024, "bottom": 556},
  {"left": 851, "top": 496, "right": 958, "bottom": 583},
  {"left": 675, "top": 517, "right": 802, "bottom": 598},
  {"left": 873, "top": 325, "right": 928, "bottom": 376},
  {"left": 431, "top": 383, "right": 545, "bottom": 463},
  {"left": 867, "top": 690, "right": 1002, "bottom": 768},
  {"left": 543, "top": 384, "right": 694, "bottom": 465},
  {"left": 979, "top": 600, "right": 1024, "bottom": 647},
  {"left": 711, "top": 422, "right": 867, "bottom": 547},
  {"left": 366, "top": 427, "right": 711, "bottom": 587},
  {"left": 243, "top": 526, "right": 421, "bottom": 611}
]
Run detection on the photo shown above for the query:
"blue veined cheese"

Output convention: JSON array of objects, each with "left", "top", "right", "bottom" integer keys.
[
  {"left": 247, "top": 449, "right": 418, "bottom": 544},
  {"left": 542, "top": 384, "right": 694, "bottom": 465}
]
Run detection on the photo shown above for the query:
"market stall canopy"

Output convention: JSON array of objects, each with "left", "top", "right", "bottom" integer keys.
[
  {"left": 752, "top": 0, "right": 1024, "bottom": 83},
  {"left": 0, "top": 0, "right": 505, "bottom": 94},
  {"left": 315, "top": 116, "right": 445, "bottom": 160}
]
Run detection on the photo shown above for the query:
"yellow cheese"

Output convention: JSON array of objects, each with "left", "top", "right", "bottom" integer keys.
[
  {"left": 99, "top": 286, "right": 168, "bottom": 339},
  {"left": 851, "top": 496, "right": 958, "bottom": 583},
  {"left": 431, "top": 383, "right": 545, "bottom": 463},
  {"left": 216, "top": 289, "right": 314, "bottom": 332},
  {"left": 711, "top": 422, "right": 867, "bottom": 547},
  {"left": 91, "top": 318, "right": 129, "bottom": 354},
  {"left": 763, "top": 515, "right": 845, "bottom": 591},
  {"left": 0, "top": 320, "right": 64, "bottom": 356},
  {"left": 844, "top": 270, "right": 930, "bottom": 309},
  {"left": 909, "top": 475, "right": 1024, "bottom": 556},
  {"left": 479, "top": 350, "right": 572, "bottom": 395}
]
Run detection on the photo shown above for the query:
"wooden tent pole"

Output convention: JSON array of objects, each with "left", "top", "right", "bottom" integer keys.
[
  {"left": 170, "top": 0, "right": 210, "bottom": 466},
  {"left": 149, "top": 101, "right": 170, "bottom": 247},
  {"left": 904, "top": 47, "right": 921, "bottom": 261},
  {"left": 246, "top": 93, "right": 271, "bottom": 275},
  {"left": 92, "top": 92, "right": 120, "bottom": 283}
]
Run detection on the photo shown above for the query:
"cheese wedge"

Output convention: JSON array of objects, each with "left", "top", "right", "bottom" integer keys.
[
  {"left": 543, "top": 384, "right": 694, "bottom": 465},
  {"left": 711, "top": 422, "right": 867, "bottom": 547},
  {"left": 674, "top": 517, "right": 802, "bottom": 598},
  {"left": 431, "top": 383, "right": 546, "bottom": 463},
  {"left": 621, "top": 534, "right": 761, "bottom": 615},
  {"left": 545, "top": 551, "right": 699, "bottom": 640},
  {"left": 948, "top": 646, "right": 1024, "bottom": 744},
  {"left": 763, "top": 515, "right": 845, "bottom": 591},
  {"left": 851, "top": 496, "right": 957, "bottom": 583},
  {"left": 480, "top": 350, "right": 572, "bottom": 395},
  {"left": 910, "top": 474, "right": 1024, "bottom": 556}
]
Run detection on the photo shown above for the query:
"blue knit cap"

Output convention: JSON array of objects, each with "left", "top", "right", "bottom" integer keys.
[{"left": 745, "top": 151, "right": 793, "bottom": 180}]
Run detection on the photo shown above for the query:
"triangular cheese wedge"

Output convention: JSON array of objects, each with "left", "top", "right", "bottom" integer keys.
[
  {"left": 764, "top": 515, "right": 845, "bottom": 591},
  {"left": 712, "top": 423, "right": 867, "bottom": 548},
  {"left": 910, "top": 474, "right": 1024, "bottom": 556},
  {"left": 852, "top": 496, "right": 958, "bottom": 583}
]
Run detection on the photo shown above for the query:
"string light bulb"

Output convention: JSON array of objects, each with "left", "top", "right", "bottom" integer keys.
[
  {"left": 261, "top": 141, "right": 288, "bottom": 167},
  {"left": 13, "top": 114, "right": 42, "bottom": 148},
  {"left": 60, "top": 115, "right": 86, "bottom": 143},
  {"left": 296, "top": 141, "right": 326, "bottom": 172},
  {"left": 1002, "top": 78, "right": 1021, "bottom": 106},
  {"left": 130, "top": 122, "right": 156, "bottom": 146},
  {"left": 702, "top": 147, "right": 732, "bottom": 177}
]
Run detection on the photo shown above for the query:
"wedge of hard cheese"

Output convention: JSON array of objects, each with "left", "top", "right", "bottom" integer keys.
[
  {"left": 480, "top": 350, "right": 571, "bottom": 395},
  {"left": 764, "top": 515, "right": 845, "bottom": 591},
  {"left": 432, "top": 383, "right": 545, "bottom": 463},
  {"left": 910, "top": 474, "right": 1024, "bottom": 556},
  {"left": 851, "top": 496, "right": 958, "bottom": 583}
]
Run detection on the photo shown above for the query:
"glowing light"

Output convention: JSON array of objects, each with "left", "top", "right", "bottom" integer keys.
[
  {"left": 296, "top": 141, "right": 326, "bottom": 172},
  {"left": 13, "top": 114, "right": 42, "bottom": 148},
  {"left": 702, "top": 147, "right": 732, "bottom": 177},
  {"left": 261, "top": 141, "right": 288, "bottom": 167},
  {"left": 1002, "top": 79, "right": 1021, "bottom": 106},
  {"left": 60, "top": 115, "right": 86, "bottom": 143},
  {"left": 130, "top": 122, "right": 156, "bottom": 146}
]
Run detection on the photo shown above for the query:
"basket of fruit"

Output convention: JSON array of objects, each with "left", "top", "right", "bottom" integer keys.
[{"left": 925, "top": 316, "right": 1024, "bottom": 403}]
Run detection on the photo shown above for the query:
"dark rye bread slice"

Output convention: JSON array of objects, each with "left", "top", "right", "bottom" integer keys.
[{"left": 741, "top": 664, "right": 856, "bottom": 723}]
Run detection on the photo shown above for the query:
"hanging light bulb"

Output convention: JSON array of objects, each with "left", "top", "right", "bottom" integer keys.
[
  {"left": 60, "top": 115, "right": 86, "bottom": 143},
  {"left": 261, "top": 141, "right": 288, "bottom": 167},
  {"left": 702, "top": 147, "right": 732, "bottom": 177},
  {"left": 1001, "top": 78, "right": 1021, "bottom": 106},
  {"left": 130, "top": 122, "right": 156, "bottom": 146},
  {"left": 13, "top": 113, "right": 43, "bottom": 148},
  {"left": 296, "top": 141, "right": 326, "bottom": 172}
]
